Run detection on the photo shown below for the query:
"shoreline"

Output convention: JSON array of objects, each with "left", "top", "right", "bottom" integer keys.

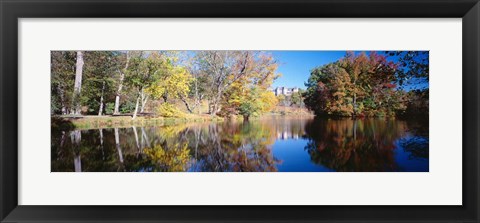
[
  {"left": 51, "top": 115, "right": 225, "bottom": 130},
  {"left": 51, "top": 113, "right": 317, "bottom": 131},
  {"left": 51, "top": 112, "right": 425, "bottom": 131}
]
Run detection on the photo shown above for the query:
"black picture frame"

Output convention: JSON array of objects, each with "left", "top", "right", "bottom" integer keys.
[{"left": 1, "top": 0, "right": 479, "bottom": 222}]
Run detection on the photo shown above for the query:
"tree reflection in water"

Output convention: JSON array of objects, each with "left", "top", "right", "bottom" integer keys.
[
  {"left": 188, "top": 121, "right": 278, "bottom": 172},
  {"left": 51, "top": 117, "right": 428, "bottom": 172},
  {"left": 398, "top": 118, "right": 429, "bottom": 160},
  {"left": 303, "top": 118, "right": 428, "bottom": 172}
]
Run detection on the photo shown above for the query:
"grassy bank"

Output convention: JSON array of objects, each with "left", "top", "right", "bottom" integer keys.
[
  {"left": 269, "top": 106, "right": 315, "bottom": 116},
  {"left": 52, "top": 114, "right": 224, "bottom": 130},
  {"left": 52, "top": 105, "right": 314, "bottom": 131}
]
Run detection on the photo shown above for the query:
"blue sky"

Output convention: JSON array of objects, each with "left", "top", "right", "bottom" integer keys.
[
  {"left": 270, "top": 51, "right": 346, "bottom": 89},
  {"left": 269, "top": 51, "right": 428, "bottom": 91},
  {"left": 175, "top": 50, "right": 427, "bottom": 90}
]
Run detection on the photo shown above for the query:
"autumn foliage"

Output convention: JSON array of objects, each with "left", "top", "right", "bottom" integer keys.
[{"left": 304, "top": 51, "right": 424, "bottom": 117}]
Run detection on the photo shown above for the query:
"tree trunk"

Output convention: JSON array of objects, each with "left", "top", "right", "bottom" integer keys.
[
  {"left": 211, "top": 89, "right": 223, "bottom": 116},
  {"left": 99, "top": 128, "right": 105, "bottom": 160},
  {"left": 70, "top": 130, "right": 82, "bottom": 172},
  {"left": 114, "top": 128, "right": 124, "bottom": 164},
  {"left": 352, "top": 79, "right": 357, "bottom": 116},
  {"left": 141, "top": 127, "right": 150, "bottom": 151},
  {"left": 57, "top": 85, "right": 67, "bottom": 115},
  {"left": 162, "top": 93, "right": 168, "bottom": 104},
  {"left": 243, "top": 115, "right": 250, "bottom": 122},
  {"left": 193, "top": 73, "right": 201, "bottom": 115},
  {"left": 74, "top": 154, "right": 82, "bottom": 172},
  {"left": 353, "top": 92, "right": 357, "bottom": 116},
  {"left": 99, "top": 128, "right": 104, "bottom": 146},
  {"left": 132, "top": 92, "right": 141, "bottom": 120},
  {"left": 181, "top": 96, "right": 196, "bottom": 113},
  {"left": 60, "top": 131, "right": 66, "bottom": 148},
  {"left": 98, "top": 81, "right": 105, "bottom": 116},
  {"left": 113, "top": 95, "right": 121, "bottom": 115},
  {"left": 132, "top": 126, "right": 140, "bottom": 151},
  {"left": 353, "top": 119, "right": 357, "bottom": 141},
  {"left": 212, "top": 103, "right": 218, "bottom": 116},
  {"left": 114, "top": 52, "right": 129, "bottom": 115},
  {"left": 207, "top": 100, "right": 212, "bottom": 114},
  {"left": 70, "top": 130, "right": 81, "bottom": 146},
  {"left": 197, "top": 98, "right": 201, "bottom": 115},
  {"left": 194, "top": 128, "right": 200, "bottom": 159},
  {"left": 210, "top": 97, "right": 222, "bottom": 116},
  {"left": 71, "top": 51, "right": 84, "bottom": 115},
  {"left": 140, "top": 91, "right": 148, "bottom": 113}
]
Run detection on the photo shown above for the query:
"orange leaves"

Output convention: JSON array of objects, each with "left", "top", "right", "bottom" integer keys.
[{"left": 305, "top": 51, "right": 403, "bottom": 117}]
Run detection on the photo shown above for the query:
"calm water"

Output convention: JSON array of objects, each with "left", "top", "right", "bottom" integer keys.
[{"left": 51, "top": 116, "right": 429, "bottom": 172}]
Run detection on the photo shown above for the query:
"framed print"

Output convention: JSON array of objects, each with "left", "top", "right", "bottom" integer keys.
[{"left": 1, "top": 0, "right": 479, "bottom": 222}]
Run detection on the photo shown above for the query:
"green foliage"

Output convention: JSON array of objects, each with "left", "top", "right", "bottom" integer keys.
[
  {"left": 290, "top": 90, "right": 304, "bottom": 107},
  {"left": 403, "top": 89, "right": 429, "bottom": 116},
  {"left": 238, "top": 88, "right": 261, "bottom": 119},
  {"left": 81, "top": 51, "right": 123, "bottom": 115},
  {"left": 125, "top": 51, "right": 168, "bottom": 95},
  {"left": 234, "top": 87, "right": 278, "bottom": 120},
  {"left": 386, "top": 51, "right": 429, "bottom": 86},
  {"left": 239, "top": 102, "right": 257, "bottom": 118},
  {"left": 51, "top": 51, "right": 77, "bottom": 114},
  {"left": 105, "top": 102, "right": 115, "bottom": 115},
  {"left": 276, "top": 94, "right": 287, "bottom": 106},
  {"left": 50, "top": 94, "right": 60, "bottom": 114},
  {"left": 120, "top": 101, "right": 136, "bottom": 114}
]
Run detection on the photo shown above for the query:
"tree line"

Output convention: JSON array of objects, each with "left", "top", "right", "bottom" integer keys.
[
  {"left": 51, "top": 51, "right": 279, "bottom": 120},
  {"left": 304, "top": 51, "right": 429, "bottom": 117},
  {"left": 52, "top": 50, "right": 428, "bottom": 120}
]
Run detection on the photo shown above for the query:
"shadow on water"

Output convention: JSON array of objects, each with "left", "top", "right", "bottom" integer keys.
[
  {"left": 51, "top": 116, "right": 428, "bottom": 172},
  {"left": 51, "top": 117, "right": 75, "bottom": 131}
]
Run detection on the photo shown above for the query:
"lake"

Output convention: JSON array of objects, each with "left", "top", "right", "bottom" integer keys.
[{"left": 51, "top": 116, "right": 429, "bottom": 172}]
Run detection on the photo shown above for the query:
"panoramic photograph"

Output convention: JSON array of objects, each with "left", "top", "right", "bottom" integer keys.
[{"left": 51, "top": 50, "right": 429, "bottom": 172}]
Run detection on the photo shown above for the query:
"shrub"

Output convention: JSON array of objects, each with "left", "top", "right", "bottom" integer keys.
[
  {"left": 105, "top": 102, "right": 115, "bottom": 115},
  {"left": 157, "top": 103, "right": 185, "bottom": 118},
  {"left": 120, "top": 101, "right": 136, "bottom": 114}
]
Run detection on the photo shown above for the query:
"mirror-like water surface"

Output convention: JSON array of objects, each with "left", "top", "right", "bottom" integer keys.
[{"left": 51, "top": 117, "right": 428, "bottom": 172}]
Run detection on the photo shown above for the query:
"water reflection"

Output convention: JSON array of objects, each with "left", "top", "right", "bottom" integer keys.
[
  {"left": 303, "top": 118, "right": 427, "bottom": 171},
  {"left": 51, "top": 117, "right": 428, "bottom": 172}
]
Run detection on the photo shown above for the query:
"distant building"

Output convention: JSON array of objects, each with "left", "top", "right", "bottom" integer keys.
[{"left": 272, "top": 87, "right": 299, "bottom": 96}]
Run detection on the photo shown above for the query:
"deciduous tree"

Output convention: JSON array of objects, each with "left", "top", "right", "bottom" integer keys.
[
  {"left": 304, "top": 52, "right": 401, "bottom": 117},
  {"left": 71, "top": 51, "right": 84, "bottom": 115}
]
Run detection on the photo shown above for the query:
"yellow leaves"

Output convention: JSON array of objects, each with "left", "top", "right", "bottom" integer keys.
[
  {"left": 145, "top": 85, "right": 165, "bottom": 99},
  {"left": 143, "top": 143, "right": 190, "bottom": 172},
  {"left": 156, "top": 125, "right": 189, "bottom": 139},
  {"left": 166, "top": 66, "right": 193, "bottom": 98},
  {"left": 224, "top": 80, "right": 277, "bottom": 117},
  {"left": 219, "top": 52, "right": 280, "bottom": 117},
  {"left": 148, "top": 64, "right": 193, "bottom": 99},
  {"left": 222, "top": 78, "right": 249, "bottom": 114},
  {"left": 259, "top": 91, "right": 278, "bottom": 113},
  {"left": 157, "top": 103, "right": 186, "bottom": 118}
]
